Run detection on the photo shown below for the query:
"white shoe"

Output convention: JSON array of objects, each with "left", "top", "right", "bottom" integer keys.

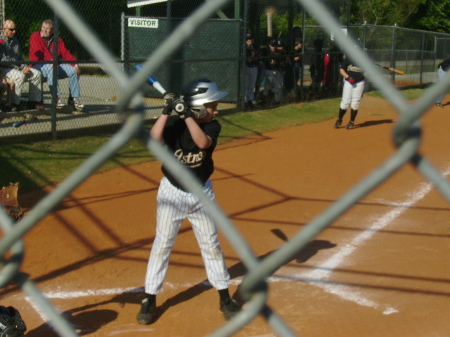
[
  {"left": 73, "top": 98, "right": 84, "bottom": 111},
  {"left": 56, "top": 98, "right": 65, "bottom": 109}
]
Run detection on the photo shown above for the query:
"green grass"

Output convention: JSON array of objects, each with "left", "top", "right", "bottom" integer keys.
[
  {"left": 368, "top": 88, "right": 425, "bottom": 100},
  {"left": 0, "top": 89, "right": 424, "bottom": 193}
]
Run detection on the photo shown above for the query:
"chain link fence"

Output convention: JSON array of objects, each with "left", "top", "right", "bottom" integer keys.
[
  {"left": 1, "top": 0, "right": 449, "bottom": 142},
  {"left": 1, "top": 1, "right": 450, "bottom": 335}
]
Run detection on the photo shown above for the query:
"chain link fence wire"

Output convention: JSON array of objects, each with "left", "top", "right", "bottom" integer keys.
[
  {"left": 1, "top": 0, "right": 450, "bottom": 336},
  {"left": 1, "top": 0, "right": 449, "bottom": 142}
]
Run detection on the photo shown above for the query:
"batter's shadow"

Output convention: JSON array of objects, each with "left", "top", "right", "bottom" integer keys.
[
  {"left": 26, "top": 232, "right": 337, "bottom": 330},
  {"left": 26, "top": 308, "right": 118, "bottom": 336},
  {"left": 148, "top": 231, "right": 337, "bottom": 322}
]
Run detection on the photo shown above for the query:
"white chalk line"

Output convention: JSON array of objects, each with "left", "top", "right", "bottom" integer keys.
[
  {"left": 293, "top": 165, "right": 450, "bottom": 315},
  {"left": 22, "top": 167, "right": 450, "bottom": 320}
]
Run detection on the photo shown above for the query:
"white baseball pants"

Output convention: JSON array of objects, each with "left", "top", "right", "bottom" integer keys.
[
  {"left": 340, "top": 79, "right": 365, "bottom": 110},
  {"left": 144, "top": 177, "right": 230, "bottom": 294},
  {"left": 1, "top": 68, "right": 42, "bottom": 105}
]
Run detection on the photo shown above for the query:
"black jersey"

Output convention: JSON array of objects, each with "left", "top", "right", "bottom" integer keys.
[
  {"left": 162, "top": 116, "right": 221, "bottom": 190},
  {"left": 439, "top": 58, "right": 450, "bottom": 72},
  {"left": 340, "top": 58, "right": 365, "bottom": 83},
  {"left": 246, "top": 44, "right": 259, "bottom": 68}
]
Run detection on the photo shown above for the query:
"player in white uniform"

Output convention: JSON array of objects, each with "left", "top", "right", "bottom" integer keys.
[
  {"left": 137, "top": 79, "right": 240, "bottom": 325},
  {"left": 334, "top": 45, "right": 366, "bottom": 129}
]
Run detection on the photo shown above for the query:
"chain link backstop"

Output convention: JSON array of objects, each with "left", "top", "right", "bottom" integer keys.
[
  {"left": 0, "top": 0, "right": 449, "bottom": 142},
  {"left": 1, "top": 0, "right": 450, "bottom": 336}
]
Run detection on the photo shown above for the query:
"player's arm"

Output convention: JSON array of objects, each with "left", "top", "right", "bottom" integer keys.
[
  {"left": 340, "top": 67, "right": 357, "bottom": 83},
  {"left": 184, "top": 117, "right": 212, "bottom": 149},
  {"left": 150, "top": 114, "right": 169, "bottom": 142},
  {"left": 340, "top": 67, "right": 349, "bottom": 79},
  {"left": 150, "top": 93, "right": 176, "bottom": 141}
]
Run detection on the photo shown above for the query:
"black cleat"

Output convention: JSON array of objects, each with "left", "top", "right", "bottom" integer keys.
[
  {"left": 136, "top": 296, "right": 156, "bottom": 325},
  {"left": 334, "top": 119, "right": 342, "bottom": 128},
  {"left": 219, "top": 298, "right": 240, "bottom": 321},
  {"left": 346, "top": 121, "right": 354, "bottom": 129}
]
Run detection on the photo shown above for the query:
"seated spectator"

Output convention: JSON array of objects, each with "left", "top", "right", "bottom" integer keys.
[
  {"left": 0, "top": 75, "right": 7, "bottom": 111},
  {"left": 29, "top": 20, "right": 84, "bottom": 111},
  {"left": 0, "top": 20, "right": 43, "bottom": 112}
]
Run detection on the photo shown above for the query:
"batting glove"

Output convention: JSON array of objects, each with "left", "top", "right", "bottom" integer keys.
[
  {"left": 173, "top": 97, "right": 192, "bottom": 119},
  {"left": 346, "top": 76, "right": 356, "bottom": 84},
  {"left": 162, "top": 93, "right": 176, "bottom": 115}
]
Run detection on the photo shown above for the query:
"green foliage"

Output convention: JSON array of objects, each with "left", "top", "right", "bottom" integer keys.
[
  {"left": 350, "top": 0, "right": 450, "bottom": 33},
  {"left": 351, "top": 0, "right": 422, "bottom": 26},
  {"left": 409, "top": 0, "right": 450, "bottom": 33},
  {"left": 259, "top": 10, "right": 305, "bottom": 43}
]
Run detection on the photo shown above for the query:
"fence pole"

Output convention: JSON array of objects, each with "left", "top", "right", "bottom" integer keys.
[
  {"left": 420, "top": 32, "right": 425, "bottom": 86},
  {"left": 300, "top": 8, "right": 306, "bottom": 101},
  {"left": 121, "top": 12, "right": 125, "bottom": 65},
  {"left": 51, "top": 15, "right": 60, "bottom": 140},
  {"left": 239, "top": 0, "right": 248, "bottom": 110},
  {"left": 391, "top": 24, "right": 398, "bottom": 84},
  {"left": 434, "top": 36, "right": 438, "bottom": 73}
]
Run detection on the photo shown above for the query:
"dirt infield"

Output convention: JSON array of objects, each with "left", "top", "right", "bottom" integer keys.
[{"left": 3, "top": 95, "right": 450, "bottom": 336}]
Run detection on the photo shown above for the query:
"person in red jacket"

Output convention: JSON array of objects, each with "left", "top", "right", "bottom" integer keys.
[{"left": 29, "top": 20, "right": 84, "bottom": 111}]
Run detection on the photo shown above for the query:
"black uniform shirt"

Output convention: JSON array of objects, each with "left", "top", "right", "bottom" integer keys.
[
  {"left": 439, "top": 58, "right": 450, "bottom": 72},
  {"left": 162, "top": 116, "right": 221, "bottom": 190},
  {"left": 340, "top": 58, "right": 365, "bottom": 83},
  {"left": 246, "top": 44, "right": 259, "bottom": 68}
]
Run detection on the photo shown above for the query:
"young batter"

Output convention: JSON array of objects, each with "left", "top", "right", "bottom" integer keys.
[
  {"left": 334, "top": 46, "right": 366, "bottom": 129},
  {"left": 137, "top": 79, "right": 240, "bottom": 324}
]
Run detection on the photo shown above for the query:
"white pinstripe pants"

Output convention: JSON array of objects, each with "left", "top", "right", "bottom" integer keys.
[
  {"left": 340, "top": 79, "right": 365, "bottom": 110},
  {"left": 0, "top": 68, "right": 42, "bottom": 104},
  {"left": 144, "top": 177, "right": 230, "bottom": 294}
]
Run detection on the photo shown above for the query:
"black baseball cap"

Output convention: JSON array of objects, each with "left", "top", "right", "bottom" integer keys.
[
  {"left": 269, "top": 38, "right": 278, "bottom": 46},
  {"left": 246, "top": 33, "right": 254, "bottom": 40}
]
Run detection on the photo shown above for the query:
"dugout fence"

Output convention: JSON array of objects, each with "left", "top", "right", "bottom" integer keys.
[
  {"left": 0, "top": 0, "right": 449, "bottom": 142},
  {"left": 1, "top": 1, "right": 450, "bottom": 335}
]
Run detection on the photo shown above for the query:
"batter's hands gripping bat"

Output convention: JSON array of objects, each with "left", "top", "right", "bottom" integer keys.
[
  {"left": 374, "top": 63, "right": 405, "bottom": 75},
  {"left": 135, "top": 64, "right": 186, "bottom": 113}
]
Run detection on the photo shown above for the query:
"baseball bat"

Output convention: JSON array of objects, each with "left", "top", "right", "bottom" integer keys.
[
  {"left": 13, "top": 120, "right": 26, "bottom": 128},
  {"left": 374, "top": 63, "right": 405, "bottom": 75},
  {"left": 135, "top": 64, "right": 167, "bottom": 95},
  {"left": 135, "top": 64, "right": 186, "bottom": 113}
]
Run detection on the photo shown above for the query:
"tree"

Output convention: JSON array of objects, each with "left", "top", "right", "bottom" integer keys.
[
  {"left": 351, "top": 0, "right": 422, "bottom": 26},
  {"left": 408, "top": 0, "right": 450, "bottom": 33}
]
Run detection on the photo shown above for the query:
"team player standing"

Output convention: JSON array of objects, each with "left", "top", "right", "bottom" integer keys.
[
  {"left": 334, "top": 45, "right": 366, "bottom": 129},
  {"left": 137, "top": 79, "right": 240, "bottom": 325}
]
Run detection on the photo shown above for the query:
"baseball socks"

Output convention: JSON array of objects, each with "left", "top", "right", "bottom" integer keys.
[
  {"left": 334, "top": 108, "right": 347, "bottom": 128},
  {"left": 218, "top": 289, "right": 240, "bottom": 320},
  {"left": 136, "top": 293, "right": 156, "bottom": 324},
  {"left": 346, "top": 109, "right": 358, "bottom": 129}
]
